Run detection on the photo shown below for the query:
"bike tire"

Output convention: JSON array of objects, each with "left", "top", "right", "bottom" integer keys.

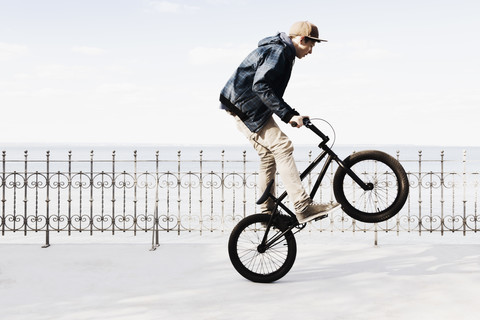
[
  {"left": 333, "top": 150, "right": 409, "bottom": 223},
  {"left": 228, "top": 214, "right": 297, "bottom": 283}
]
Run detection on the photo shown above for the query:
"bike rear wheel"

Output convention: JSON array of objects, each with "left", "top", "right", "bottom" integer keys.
[
  {"left": 228, "top": 214, "right": 296, "bottom": 283},
  {"left": 333, "top": 150, "right": 409, "bottom": 223}
]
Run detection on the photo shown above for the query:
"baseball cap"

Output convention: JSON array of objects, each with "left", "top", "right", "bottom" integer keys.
[{"left": 289, "top": 21, "right": 327, "bottom": 42}]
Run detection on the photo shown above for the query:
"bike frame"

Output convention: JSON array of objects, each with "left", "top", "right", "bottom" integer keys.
[{"left": 259, "top": 120, "right": 373, "bottom": 250}]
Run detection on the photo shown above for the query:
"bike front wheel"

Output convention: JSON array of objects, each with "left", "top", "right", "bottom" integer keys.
[
  {"left": 333, "top": 150, "right": 409, "bottom": 223},
  {"left": 228, "top": 214, "right": 297, "bottom": 283}
]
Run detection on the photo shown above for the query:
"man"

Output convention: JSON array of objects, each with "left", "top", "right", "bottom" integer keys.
[{"left": 219, "top": 21, "right": 339, "bottom": 223}]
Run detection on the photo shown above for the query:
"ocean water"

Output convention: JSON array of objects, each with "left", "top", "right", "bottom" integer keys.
[{"left": 1, "top": 143, "right": 480, "bottom": 174}]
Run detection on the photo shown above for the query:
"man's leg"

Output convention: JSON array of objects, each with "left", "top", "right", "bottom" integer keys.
[
  {"left": 235, "top": 117, "right": 276, "bottom": 213},
  {"left": 251, "top": 117, "right": 311, "bottom": 213}
]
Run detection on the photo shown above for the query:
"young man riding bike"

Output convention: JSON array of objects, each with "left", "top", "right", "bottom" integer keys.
[{"left": 220, "top": 21, "right": 339, "bottom": 223}]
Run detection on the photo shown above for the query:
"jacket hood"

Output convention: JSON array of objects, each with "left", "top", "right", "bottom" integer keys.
[{"left": 258, "top": 32, "right": 296, "bottom": 60}]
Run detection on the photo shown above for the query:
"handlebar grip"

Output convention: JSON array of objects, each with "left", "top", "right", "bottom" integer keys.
[
  {"left": 290, "top": 118, "right": 311, "bottom": 128},
  {"left": 303, "top": 118, "right": 312, "bottom": 126},
  {"left": 291, "top": 118, "right": 330, "bottom": 144}
]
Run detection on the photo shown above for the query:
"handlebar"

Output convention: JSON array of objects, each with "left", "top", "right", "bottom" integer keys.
[{"left": 291, "top": 118, "right": 330, "bottom": 146}]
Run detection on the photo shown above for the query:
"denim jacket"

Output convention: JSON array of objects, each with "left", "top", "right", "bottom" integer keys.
[{"left": 220, "top": 32, "right": 299, "bottom": 133}]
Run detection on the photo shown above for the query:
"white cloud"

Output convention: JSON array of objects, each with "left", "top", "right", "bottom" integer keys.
[
  {"left": 72, "top": 46, "right": 106, "bottom": 56},
  {"left": 188, "top": 45, "right": 251, "bottom": 66},
  {"left": 0, "top": 42, "right": 28, "bottom": 61},
  {"left": 148, "top": 1, "right": 199, "bottom": 13}
]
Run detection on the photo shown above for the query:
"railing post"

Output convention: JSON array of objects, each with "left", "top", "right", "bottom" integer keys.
[
  {"left": 90, "top": 150, "right": 94, "bottom": 235},
  {"left": 463, "top": 150, "right": 467, "bottom": 236},
  {"left": 23, "top": 151, "right": 28, "bottom": 237},
  {"left": 133, "top": 150, "right": 138, "bottom": 235},
  {"left": 156, "top": 150, "right": 160, "bottom": 242},
  {"left": 111, "top": 151, "right": 116, "bottom": 235},
  {"left": 68, "top": 151, "right": 72, "bottom": 235},
  {"left": 177, "top": 150, "right": 181, "bottom": 235},
  {"left": 42, "top": 151, "right": 51, "bottom": 248},
  {"left": 418, "top": 151, "right": 422, "bottom": 236},
  {"left": 476, "top": 161, "right": 479, "bottom": 233},
  {"left": 199, "top": 150, "right": 203, "bottom": 235},
  {"left": 151, "top": 150, "right": 160, "bottom": 251},
  {"left": 242, "top": 150, "right": 247, "bottom": 219},
  {"left": 1, "top": 151, "right": 5, "bottom": 236},
  {"left": 396, "top": 150, "right": 401, "bottom": 235},
  {"left": 440, "top": 151, "right": 444, "bottom": 235},
  {"left": 221, "top": 150, "right": 225, "bottom": 232},
  {"left": 428, "top": 170, "right": 433, "bottom": 233}
]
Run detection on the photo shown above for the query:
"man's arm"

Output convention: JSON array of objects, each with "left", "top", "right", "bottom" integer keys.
[{"left": 252, "top": 49, "right": 299, "bottom": 124}]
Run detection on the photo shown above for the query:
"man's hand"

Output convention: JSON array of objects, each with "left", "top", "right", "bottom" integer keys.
[{"left": 289, "top": 115, "right": 309, "bottom": 128}]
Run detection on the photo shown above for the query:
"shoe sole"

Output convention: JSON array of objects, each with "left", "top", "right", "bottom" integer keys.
[
  {"left": 298, "top": 211, "right": 328, "bottom": 224},
  {"left": 314, "top": 214, "right": 329, "bottom": 222}
]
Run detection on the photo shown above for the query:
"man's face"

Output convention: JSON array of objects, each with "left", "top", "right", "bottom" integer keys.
[{"left": 295, "top": 37, "right": 316, "bottom": 59}]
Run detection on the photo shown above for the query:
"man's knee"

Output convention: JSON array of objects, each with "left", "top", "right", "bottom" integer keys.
[{"left": 273, "top": 137, "right": 294, "bottom": 157}]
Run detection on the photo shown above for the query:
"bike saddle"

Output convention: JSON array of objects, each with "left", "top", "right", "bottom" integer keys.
[{"left": 256, "top": 179, "right": 275, "bottom": 205}]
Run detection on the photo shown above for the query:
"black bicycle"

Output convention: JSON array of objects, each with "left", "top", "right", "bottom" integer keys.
[{"left": 228, "top": 118, "right": 409, "bottom": 282}]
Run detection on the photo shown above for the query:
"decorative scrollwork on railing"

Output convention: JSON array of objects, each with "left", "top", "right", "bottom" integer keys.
[
  {"left": 71, "top": 172, "right": 92, "bottom": 190},
  {"left": 465, "top": 214, "right": 480, "bottom": 231},
  {"left": 159, "top": 213, "right": 178, "bottom": 231},
  {"left": 49, "top": 172, "right": 70, "bottom": 190},
  {"left": 398, "top": 214, "right": 420, "bottom": 232},
  {"left": 443, "top": 214, "right": 464, "bottom": 232},
  {"left": 3, "top": 214, "right": 25, "bottom": 231},
  {"left": 331, "top": 212, "right": 355, "bottom": 231},
  {"left": 92, "top": 172, "right": 113, "bottom": 189},
  {"left": 49, "top": 213, "right": 69, "bottom": 231},
  {"left": 92, "top": 213, "right": 114, "bottom": 231},
  {"left": 26, "top": 214, "right": 48, "bottom": 231},
  {"left": 421, "top": 214, "right": 443, "bottom": 232},
  {"left": 114, "top": 172, "right": 135, "bottom": 189},
  {"left": 5, "top": 172, "right": 26, "bottom": 189},
  {"left": 113, "top": 214, "right": 135, "bottom": 231},
  {"left": 27, "top": 172, "right": 47, "bottom": 189},
  {"left": 136, "top": 213, "right": 154, "bottom": 231}
]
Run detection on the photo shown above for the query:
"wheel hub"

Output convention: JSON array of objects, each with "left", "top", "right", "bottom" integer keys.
[{"left": 257, "top": 244, "right": 267, "bottom": 253}]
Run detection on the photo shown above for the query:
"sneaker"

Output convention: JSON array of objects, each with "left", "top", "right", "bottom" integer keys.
[{"left": 297, "top": 202, "right": 340, "bottom": 224}]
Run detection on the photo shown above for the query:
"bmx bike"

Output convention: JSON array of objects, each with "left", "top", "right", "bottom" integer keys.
[{"left": 228, "top": 118, "right": 409, "bottom": 282}]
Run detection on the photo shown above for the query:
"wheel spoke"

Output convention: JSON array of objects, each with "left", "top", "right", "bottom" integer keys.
[{"left": 343, "top": 160, "right": 399, "bottom": 214}]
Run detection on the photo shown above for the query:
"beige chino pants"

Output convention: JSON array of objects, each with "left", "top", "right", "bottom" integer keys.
[{"left": 235, "top": 116, "right": 311, "bottom": 214}]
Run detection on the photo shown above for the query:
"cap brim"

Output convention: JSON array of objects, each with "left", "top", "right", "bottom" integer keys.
[{"left": 306, "top": 36, "right": 328, "bottom": 42}]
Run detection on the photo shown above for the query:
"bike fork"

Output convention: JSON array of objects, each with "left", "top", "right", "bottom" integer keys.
[
  {"left": 258, "top": 196, "right": 297, "bottom": 251},
  {"left": 335, "top": 157, "right": 374, "bottom": 191},
  {"left": 258, "top": 223, "right": 296, "bottom": 253}
]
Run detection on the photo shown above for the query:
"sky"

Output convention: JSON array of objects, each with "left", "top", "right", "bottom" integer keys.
[{"left": 1, "top": 0, "right": 479, "bottom": 147}]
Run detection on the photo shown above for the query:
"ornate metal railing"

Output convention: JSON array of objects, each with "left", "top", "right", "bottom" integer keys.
[{"left": 1, "top": 148, "right": 479, "bottom": 247}]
